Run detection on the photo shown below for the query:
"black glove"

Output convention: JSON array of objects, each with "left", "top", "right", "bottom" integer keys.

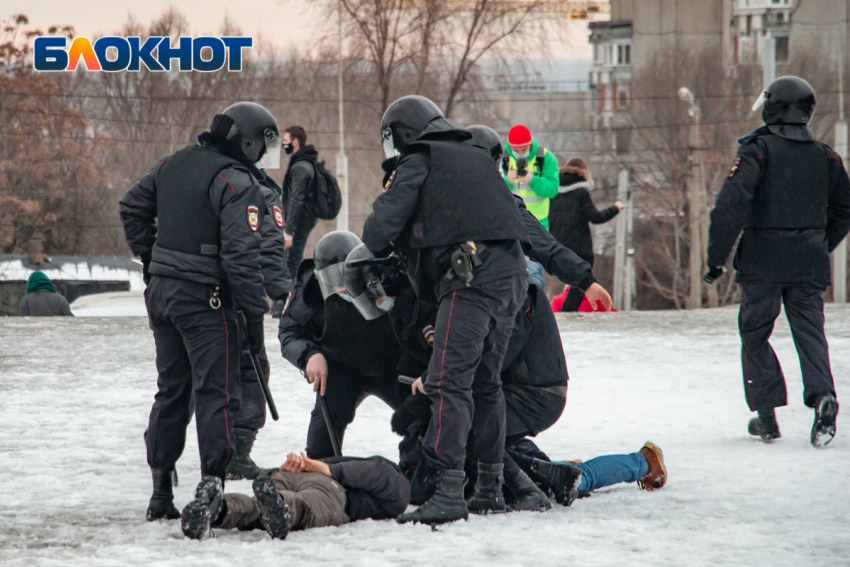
[
  {"left": 246, "top": 317, "right": 265, "bottom": 355},
  {"left": 391, "top": 392, "right": 433, "bottom": 436},
  {"left": 141, "top": 253, "right": 152, "bottom": 285},
  {"left": 704, "top": 265, "right": 725, "bottom": 284}
]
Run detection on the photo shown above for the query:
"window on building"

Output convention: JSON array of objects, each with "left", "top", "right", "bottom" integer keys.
[
  {"left": 775, "top": 35, "right": 789, "bottom": 63},
  {"left": 599, "top": 84, "right": 606, "bottom": 112},
  {"left": 617, "top": 84, "right": 630, "bottom": 110},
  {"left": 624, "top": 44, "right": 631, "bottom": 64},
  {"left": 617, "top": 45, "right": 623, "bottom": 65},
  {"left": 607, "top": 45, "right": 613, "bottom": 65}
]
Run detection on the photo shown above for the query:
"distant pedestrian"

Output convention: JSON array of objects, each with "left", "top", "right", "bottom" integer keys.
[
  {"left": 549, "top": 158, "right": 624, "bottom": 311},
  {"left": 281, "top": 125, "right": 319, "bottom": 277},
  {"left": 18, "top": 271, "right": 73, "bottom": 316}
]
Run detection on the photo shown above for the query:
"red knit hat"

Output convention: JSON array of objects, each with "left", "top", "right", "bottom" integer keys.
[{"left": 507, "top": 124, "right": 532, "bottom": 147}]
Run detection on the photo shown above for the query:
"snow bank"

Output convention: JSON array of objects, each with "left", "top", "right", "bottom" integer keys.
[{"left": 0, "top": 307, "right": 847, "bottom": 566}]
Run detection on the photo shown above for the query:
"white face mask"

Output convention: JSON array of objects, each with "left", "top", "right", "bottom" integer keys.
[{"left": 518, "top": 150, "right": 530, "bottom": 159}]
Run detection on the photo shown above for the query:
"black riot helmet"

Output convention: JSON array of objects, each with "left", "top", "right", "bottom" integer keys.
[
  {"left": 343, "top": 244, "right": 402, "bottom": 320},
  {"left": 209, "top": 102, "right": 282, "bottom": 168},
  {"left": 466, "top": 125, "right": 503, "bottom": 162},
  {"left": 380, "top": 95, "right": 470, "bottom": 159},
  {"left": 313, "top": 231, "right": 363, "bottom": 300},
  {"left": 752, "top": 76, "right": 817, "bottom": 126}
]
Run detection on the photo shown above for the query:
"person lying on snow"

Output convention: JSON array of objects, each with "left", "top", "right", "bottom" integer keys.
[{"left": 180, "top": 452, "right": 410, "bottom": 540}]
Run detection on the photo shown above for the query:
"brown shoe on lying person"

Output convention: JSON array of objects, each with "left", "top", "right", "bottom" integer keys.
[{"left": 637, "top": 442, "right": 667, "bottom": 491}]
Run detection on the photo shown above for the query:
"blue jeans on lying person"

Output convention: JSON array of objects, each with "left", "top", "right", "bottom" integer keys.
[
  {"left": 557, "top": 452, "right": 648, "bottom": 497},
  {"left": 527, "top": 259, "right": 546, "bottom": 291}
]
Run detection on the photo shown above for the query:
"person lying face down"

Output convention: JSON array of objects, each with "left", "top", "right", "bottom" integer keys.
[{"left": 210, "top": 453, "right": 410, "bottom": 539}]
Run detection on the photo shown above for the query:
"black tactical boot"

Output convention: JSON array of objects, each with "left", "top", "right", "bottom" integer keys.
[
  {"left": 529, "top": 459, "right": 582, "bottom": 506},
  {"left": 226, "top": 428, "right": 261, "bottom": 480},
  {"left": 252, "top": 477, "right": 292, "bottom": 539},
  {"left": 181, "top": 476, "right": 224, "bottom": 540},
  {"left": 811, "top": 395, "right": 839, "bottom": 448},
  {"left": 504, "top": 468, "right": 551, "bottom": 512},
  {"left": 748, "top": 409, "right": 781, "bottom": 441},
  {"left": 146, "top": 468, "right": 180, "bottom": 521},
  {"left": 397, "top": 468, "right": 468, "bottom": 525},
  {"left": 467, "top": 462, "right": 507, "bottom": 515}
]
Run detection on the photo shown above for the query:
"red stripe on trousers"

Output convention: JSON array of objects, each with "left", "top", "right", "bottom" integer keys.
[{"left": 434, "top": 291, "right": 457, "bottom": 461}]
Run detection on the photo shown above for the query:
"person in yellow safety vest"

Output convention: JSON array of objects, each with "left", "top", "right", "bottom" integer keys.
[{"left": 502, "top": 124, "right": 560, "bottom": 231}]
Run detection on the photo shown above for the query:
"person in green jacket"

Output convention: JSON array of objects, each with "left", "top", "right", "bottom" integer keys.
[{"left": 502, "top": 124, "right": 560, "bottom": 290}]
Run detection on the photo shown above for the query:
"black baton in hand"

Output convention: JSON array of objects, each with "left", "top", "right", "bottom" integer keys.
[
  {"left": 238, "top": 312, "right": 279, "bottom": 421},
  {"left": 301, "top": 369, "right": 342, "bottom": 457}
]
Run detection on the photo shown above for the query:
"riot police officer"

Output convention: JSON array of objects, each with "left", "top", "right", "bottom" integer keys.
[
  {"left": 120, "top": 102, "right": 277, "bottom": 538},
  {"left": 706, "top": 76, "right": 850, "bottom": 447},
  {"left": 225, "top": 161, "right": 293, "bottom": 481},
  {"left": 277, "top": 231, "right": 407, "bottom": 458},
  {"left": 361, "top": 95, "right": 533, "bottom": 525}
]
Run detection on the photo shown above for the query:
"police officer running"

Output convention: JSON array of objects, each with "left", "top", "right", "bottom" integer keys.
[
  {"left": 706, "top": 77, "right": 850, "bottom": 447},
  {"left": 361, "top": 95, "right": 532, "bottom": 525},
  {"left": 120, "top": 102, "right": 278, "bottom": 538}
]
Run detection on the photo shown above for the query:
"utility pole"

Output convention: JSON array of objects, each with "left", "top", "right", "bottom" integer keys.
[
  {"left": 613, "top": 169, "right": 628, "bottom": 310},
  {"left": 679, "top": 86, "right": 702, "bottom": 309},
  {"left": 834, "top": 22, "right": 847, "bottom": 303},
  {"left": 336, "top": 0, "right": 349, "bottom": 232},
  {"left": 624, "top": 176, "right": 635, "bottom": 311},
  {"left": 763, "top": 36, "right": 776, "bottom": 89},
  {"left": 700, "top": 143, "right": 718, "bottom": 308}
]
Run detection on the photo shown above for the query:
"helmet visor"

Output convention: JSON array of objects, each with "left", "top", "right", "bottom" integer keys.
[
  {"left": 382, "top": 127, "right": 399, "bottom": 160},
  {"left": 752, "top": 90, "right": 769, "bottom": 112},
  {"left": 256, "top": 128, "right": 282, "bottom": 169},
  {"left": 350, "top": 276, "right": 395, "bottom": 321},
  {"left": 315, "top": 262, "right": 347, "bottom": 300}
]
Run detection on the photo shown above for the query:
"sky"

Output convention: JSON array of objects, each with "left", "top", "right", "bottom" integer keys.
[{"left": 9, "top": 0, "right": 593, "bottom": 60}]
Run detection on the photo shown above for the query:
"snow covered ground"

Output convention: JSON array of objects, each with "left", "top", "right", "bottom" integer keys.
[{"left": 1, "top": 307, "right": 848, "bottom": 566}]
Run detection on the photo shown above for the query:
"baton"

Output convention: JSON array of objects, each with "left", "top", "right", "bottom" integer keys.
[
  {"left": 398, "top": 375, "right": 417, "bottom": 386},
  {"left": 301, "top": 369, "right": 342, "bottom": 457},
  {"left": 238, "top": 312, "right": 279, "bottom": 421}
]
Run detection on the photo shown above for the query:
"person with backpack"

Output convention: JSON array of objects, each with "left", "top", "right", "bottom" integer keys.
[{"left": 281, "top": 126, "right": 319, "bottom": 277}]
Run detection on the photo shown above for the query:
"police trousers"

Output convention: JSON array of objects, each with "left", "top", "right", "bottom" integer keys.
[
  {"left": 422, "top": 275, "right": 527, "bottom": 471},
  {"left": 235, "top": 346, "right": 270, "bottom": 432},
  {"left": 739, "top": 283, "right": 836, "bottom": 411},
  {"left": 144, "top": 276, "right": 242, "bottom": 479},
  {"left": 305, "top": 360, "right": 405, "bottom": 459}
]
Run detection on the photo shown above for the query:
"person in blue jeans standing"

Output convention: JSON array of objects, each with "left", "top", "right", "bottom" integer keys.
[{"left": 507, "top": 439, "right": 667, "bottom": 505}]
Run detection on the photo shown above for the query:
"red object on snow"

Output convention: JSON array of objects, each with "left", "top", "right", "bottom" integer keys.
[
  {"left": 550, "top": 286, "right": 617, "bottom": 313},
  {"left": 507, "top": 124, "right": 532, "bottom": 147}
]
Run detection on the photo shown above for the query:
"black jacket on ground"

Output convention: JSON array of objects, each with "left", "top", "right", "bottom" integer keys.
[
  {"left": 549, "top": 175, "right": 619, "bottom": 266},
  {"left": 259, "top": 180, "right": 292, "bottom": 301},
  {"left": 324, "top": 456, "right": 411, "bottom": 521},
  {"left": 277, "top": 260, "right": 404, "bottom": 376},
  {"left": 707, "top": 126, "right": 850, "bottom": 286},
  {"left": 282, "top": 145, "right": 318, "bottom": 233},
  {"left": 119, "top": 150, "right": 269, "bottom": 316},
  {"left": 362, "top": 146, "right": 528, "bottom": 302}
]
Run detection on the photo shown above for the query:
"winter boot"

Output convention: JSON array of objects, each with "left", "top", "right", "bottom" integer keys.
[
  {"left": 748, "top": 409, "right": 781, "bottom": 441},
  {"left": 146, "top": 468, "right": 180, "bottom": 521},
  {"left": 529, "top": 459, "right": 582, "bottom": 506},
  {"left": 409, "top": 457, "right": 439, "bottom": 505},
  {"left": 252, "top": 477, "right": 292, "bottom": 539},
  {"left": 637, "top": 442, "right": 667, "bottom": 491},
  {"left": 467, "top": 462, "right": 507, "bottom": 515},
  {"left": 181, "top": 476, "right": 224, "bottom": 540},
  {"left": 811, "top": 395, "right": 839, "bottom": 448},
  {"left": 397, "top": 468, "right": 468, "bottom": 525},
  {"left": 504, "top": 468, "right": 551, "bottom": 512},
  {"left": 226, "top": 428, "right": 261, "bottom": 481}
]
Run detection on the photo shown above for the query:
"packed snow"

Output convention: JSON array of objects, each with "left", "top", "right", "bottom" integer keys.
[{"left": 1, "top": 307, "right": 848, "bottom": 566}]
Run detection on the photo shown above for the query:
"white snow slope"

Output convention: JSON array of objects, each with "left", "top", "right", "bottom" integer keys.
[{"left": 1, "top": 307, "right": 848, "bottom": 567}]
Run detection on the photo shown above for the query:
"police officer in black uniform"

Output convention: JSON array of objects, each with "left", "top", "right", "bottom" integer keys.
[
  {"left": 225, "top": 152, "right": 293, "bottom": 481},
  {"left": 278, "top": 231, "right": 408, "bottom": 458},
  {"left": 706, "top": 76, "right": 850, "bottom": 447},
  {"left": 120, "top": 102, "right": 276, "bottom": 538},
  {"left": 360, "top": 95, "right": 534, "bottom": 525}
]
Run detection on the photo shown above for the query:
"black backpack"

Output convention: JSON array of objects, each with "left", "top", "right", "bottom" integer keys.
[{"left": 311, "top": 160, "right": 342, "bottom": 220}]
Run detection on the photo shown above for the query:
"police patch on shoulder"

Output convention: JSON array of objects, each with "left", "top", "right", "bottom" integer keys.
[
  {"left": 383, "top": 171, "right": 396, "bottom": 192},
  {"left": 728, "top": 157, "right": 742, "bottom": 178},
  {"left": 247, "top": 205, "right": 260, "bottom": 231},
  {"left": 272, "top": 205, "right": 284, "bottom": 228}
]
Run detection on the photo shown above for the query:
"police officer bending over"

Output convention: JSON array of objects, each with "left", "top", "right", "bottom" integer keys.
[
  {"left": 361, "top": 95, "right": 537, "bottom": 525},
  {"left": 278, "top": 231, "right": 407, "bottom": 458},
  {"left": 706, "top": 76, "right": 850, "bottom": 447},
  {"left": 120, "top": 102, "right": 277, "bottom": 539}
]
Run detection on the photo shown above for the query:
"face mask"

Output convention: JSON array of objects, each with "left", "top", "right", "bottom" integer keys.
[
  {"left": 518, "top": 150, "right": 530, "bottom": 159},
  {"left": 283, "top": 143, "right": 294, "bottom": 155}
]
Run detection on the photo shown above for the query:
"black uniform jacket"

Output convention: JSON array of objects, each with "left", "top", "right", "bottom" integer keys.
[
  {"left": 278, "top": 260, "right": 406, "bottom": 377},
  {"left": 259, "top": 180, "right": 292, "bottom": 301},
  {"left": 324, "top": 456, "right": 410, "bottom": 521},
  {"left": 119, "top": 154, "right": 269, "bottom": 316},
  {"left": 708, "top": 126, "right": 850, "bottom": 286}
]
